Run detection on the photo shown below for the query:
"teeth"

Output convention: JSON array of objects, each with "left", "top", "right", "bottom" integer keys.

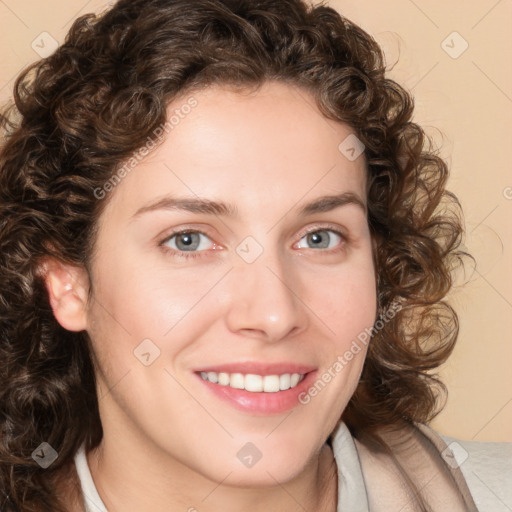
[
  {"left": 218, "top": 372, "right": 230, "bottom": 386},
  {"left": 279, "top": 373, "right": 291, "bottom": 390},
  {"left": 245, "top": 374, "right": 263, "bottom": 392},
  {"left": 263, "top": 375, "right": 280, "bottom": 392},
  {"left": 290, "top": 373, "right": 301, "bottom": 387},
  {"left": 230, "top": 373, "right": 245, "bottom": 389},
  {"left": 199, "top": 372, "right": 305, "bottom": 392},
  {"left": 207, "top": 371, "right": 218, "bottom": 384}
]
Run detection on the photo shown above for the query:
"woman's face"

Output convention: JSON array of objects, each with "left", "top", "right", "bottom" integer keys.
[{"left": 84, "top": 81, "right": 376, "bottom": 486}]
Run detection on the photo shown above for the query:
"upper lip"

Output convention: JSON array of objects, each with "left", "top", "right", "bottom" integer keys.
[{"left": 194, "top": 362, "right": 317, "bottom": 376}]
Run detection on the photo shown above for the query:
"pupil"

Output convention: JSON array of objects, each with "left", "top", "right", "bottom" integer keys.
[
  {"left": 177, "top": 232, "right": 199, "bottom": 250},
  {"left": 308, "top": 231, "right": 329, "bottom": 248}
]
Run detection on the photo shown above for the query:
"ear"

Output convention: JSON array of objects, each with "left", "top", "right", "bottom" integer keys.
[{"left": 38, "top": 257, "right": 90, "bottom": 332}]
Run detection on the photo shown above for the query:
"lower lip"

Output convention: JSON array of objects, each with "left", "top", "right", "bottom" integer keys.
[{"left": 195, "top": 372, "right": 317, "bottom": 415}]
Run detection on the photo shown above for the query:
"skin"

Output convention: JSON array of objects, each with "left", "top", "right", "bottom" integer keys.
[{"left": 45, "top": 81, "right": 377, "bottom": 512}]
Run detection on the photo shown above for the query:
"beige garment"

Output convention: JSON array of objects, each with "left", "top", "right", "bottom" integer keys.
[{"left": 347, "top": 421, "right": 478, "bottom": 511}]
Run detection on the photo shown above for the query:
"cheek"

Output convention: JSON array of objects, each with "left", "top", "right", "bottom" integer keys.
[
  {"left": 300, "top": 250, "right": 377, "bottom": 404},
  {"left": 294, "top": 263, "right": 376, "bottom": 441},
  {"left": 307, "top": 258, "right": 377, "bottom": 347},
  {"left": 89, "top": 248, "right": 226, "bottom": 342}
]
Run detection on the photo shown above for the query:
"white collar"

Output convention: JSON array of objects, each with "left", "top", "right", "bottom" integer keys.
[
  {"left": 330, "top": 420, "right": 370, "bottom": 511},
  {"left": 74, "top": 420, "right": 367, "bottom": 512},
  {"left": 74, "top": 443, "right": 108, "bottom": 512}
]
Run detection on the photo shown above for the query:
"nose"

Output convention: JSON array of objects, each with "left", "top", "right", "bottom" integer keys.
[{"left": 224, "top": 252, "right": 308, "bottom": 342}]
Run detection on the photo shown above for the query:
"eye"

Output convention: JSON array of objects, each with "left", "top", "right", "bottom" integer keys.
[
  {"left": 161, "top": 231, "right": 215, "bottom": 253},
  {"left": 296, "top": 229, "right": 344, "bottom": 250}
]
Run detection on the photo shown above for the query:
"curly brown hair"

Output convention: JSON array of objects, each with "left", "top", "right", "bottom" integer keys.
[{"left": 0, "top": 0, "right": 467, "bottom": 510}]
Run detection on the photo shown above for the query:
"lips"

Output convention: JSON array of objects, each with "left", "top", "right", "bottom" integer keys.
[
  {"left": 194, "top": 362, "right": 317, "bottom": 414},
  {"left": 194, "top": 362, "right": 316, "bottom": 376}
]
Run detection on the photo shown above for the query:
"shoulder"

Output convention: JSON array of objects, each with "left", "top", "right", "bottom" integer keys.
[{"left": 438, "top": 432, "right": 512, "bottom": 512}]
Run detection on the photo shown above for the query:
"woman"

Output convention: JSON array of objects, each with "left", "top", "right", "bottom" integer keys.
[{"left": 0, "top": 0, "right": 509, "bottom": 511}]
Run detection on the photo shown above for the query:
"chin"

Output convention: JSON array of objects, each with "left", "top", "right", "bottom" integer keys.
[
  {"left": 225, "top": 436, "right": 320, "bottom": 487},
  {"left": 224, "top": 460, "right": 308, "bottom": 488}
]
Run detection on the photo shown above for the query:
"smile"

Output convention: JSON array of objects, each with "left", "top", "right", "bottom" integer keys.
[{"left": 199, "top": 371, "right": 306, "bottom": 392}]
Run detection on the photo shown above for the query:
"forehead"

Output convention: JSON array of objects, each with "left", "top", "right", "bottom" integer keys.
[{"left": 99, "top": 81, "right": 367, "bottom": 223}]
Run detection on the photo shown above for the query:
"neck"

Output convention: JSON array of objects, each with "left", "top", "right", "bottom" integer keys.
[{"left": 86, "top": 437, "right": 337, "bottom": 512}]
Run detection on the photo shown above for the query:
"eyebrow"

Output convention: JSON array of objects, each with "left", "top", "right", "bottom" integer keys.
[
  {"left": 297, "top": 192, "right": 366, "bottom": 216},
  {"left": 130, "top": 191, "right": 366, "bottom": 221}
]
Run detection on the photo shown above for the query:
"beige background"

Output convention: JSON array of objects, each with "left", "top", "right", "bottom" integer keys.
[{"left": 0, "top": 0, "right": 510, "bottom": 442}]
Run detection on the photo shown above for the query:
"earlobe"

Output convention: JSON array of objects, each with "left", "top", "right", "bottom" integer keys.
[{"left": 38, "top": 257, "right": 90, "bottom": 332}]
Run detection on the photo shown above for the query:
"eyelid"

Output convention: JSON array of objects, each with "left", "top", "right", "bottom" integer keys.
[
  {"left": 159, "top": 227, "right": 220, "bottom": 249},
  {"left": 158, "top": 224, "right": 216, "bottom": 242},
  {"left": 295, "top": 223, "right": 348, "bottom": 242},
  {"left": 291, "top": 223, "right": 348, "bottom": 252}
]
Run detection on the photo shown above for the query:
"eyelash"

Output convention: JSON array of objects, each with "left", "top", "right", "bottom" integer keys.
[{"left": 158, "top": 225, "right": 348, "bottom": 260}]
